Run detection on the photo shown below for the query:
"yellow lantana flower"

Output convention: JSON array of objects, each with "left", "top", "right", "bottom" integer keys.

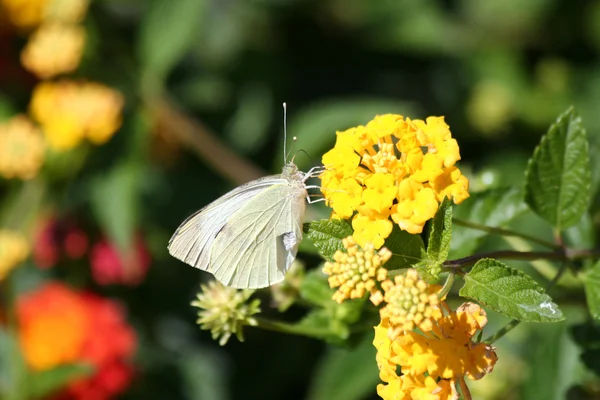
[
  {"left": 322, "top": 236, "right": 390, "bottom": 304},
  {"left": 321, "top": 114, "right": 469, "bottom": 248},
  {"left": 21, "top": 23, "right": 86, "bottom": 79},
  {"left": 0, "top": 230, "right": 29, "bottom": 280},
  {"left": 29, "top": 80, "right": 124, "bottom": 150},
  {"left": 0, "top": 115, "right": 46, "bottom": 180},
  {"left": 373, "top": 300, "right": 497, "bottom": 400}
]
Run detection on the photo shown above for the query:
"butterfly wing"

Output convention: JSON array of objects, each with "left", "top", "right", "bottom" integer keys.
[
  {"left": 209, "top": 181, "right": 307, "bottom": 289},
  {"left": 167, "top": 175, "right": 286, "bottom": 272}
]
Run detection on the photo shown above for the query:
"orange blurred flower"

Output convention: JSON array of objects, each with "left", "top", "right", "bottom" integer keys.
[
  {"left": 29, "top": 80, "right": 124, "bottom": 151},
  {"left": 17, "top": 282, "right": 136, "bottom": 399},
  {"left": 21, "top": 23, "right": 86, "bottom": 79},
  {"left": 17, "top": 283, "right": 89, "bottom": 370}
]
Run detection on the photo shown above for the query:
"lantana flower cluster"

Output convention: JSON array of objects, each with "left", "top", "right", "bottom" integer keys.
[
  {"left": 16, "top": 282, "right": 136, "bottom": 399},
  {"left": 320, "top": 114, "right": 469, "bottom": 249},
  {"left": 0, "top": 116, "right": 46, "bottom": 180},
  {"left": 372, "top": 270, "right": 497, "bottom": 400}
]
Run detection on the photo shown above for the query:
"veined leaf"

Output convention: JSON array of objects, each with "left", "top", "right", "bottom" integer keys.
[
  {"left": 304, "top": 219, "right": 353, "bottom": 261},
  {"left": 427, "top": 198, "right": 452, "bottom": 263},
  {"left": 459, "top": 259, "right": 564, "bottom": 322},
  {"left": 583, "top": 260, "right": 600, "bottom": 320},
  {"left": 525, "top": 107, "right": 591, "bottom": 230}
]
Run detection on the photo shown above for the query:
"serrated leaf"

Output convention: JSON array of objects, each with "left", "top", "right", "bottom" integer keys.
[
  {"left": 307, "top": 334, "right": 378, "bottom": 400},
  {"left": 525, "top": 107, "right": 591, "bottom": 230},
  {"left": 459, "top": 259, "right": 564, "bottom": 322},
  {"left": 304, "top": 219, "right": 353, "bottom": 261},
  {"left": 383, "top": 225, "right": 426, "bottom": 270},
  {"left": 427, "top": 198, "right": 452, "bottom": 263},
  {"left": 583, "top": 260, "right": 600, "bottom": 320},
  {"left": 138, "top": 0, "right": 207, "bottom": 89},
  {"left": 27, "top": 364, "right": 94, "bottom": 399},
  {"left": 450, "top": 187, "right": 528, "bottom": 258}
]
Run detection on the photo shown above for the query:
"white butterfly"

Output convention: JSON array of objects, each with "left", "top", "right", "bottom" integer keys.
[{"left": 168, "top": 106, "right": 322, "bottom": 289}]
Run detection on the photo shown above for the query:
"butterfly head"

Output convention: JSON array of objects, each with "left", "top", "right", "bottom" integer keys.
[{"left": 282, "top": 161, "right": 305, "bottom": 182}]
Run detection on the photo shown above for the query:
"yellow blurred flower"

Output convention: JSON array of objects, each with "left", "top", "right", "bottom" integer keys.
[
  {"left": 30, "top": 81, "right": 124, "bottom": 151},
  {"left": 376, "top": 269, "right": 442, "bottom": 339},
  {"left": 0, "top": 230, "right": 29, "bottom": 280},
  {"left": 373, "top": 302, "right": 497, "bottom": 400},
  {"left": 0, "top": 115, "right": 46, "bottom": 180},
  {"left": 321, "top": 114, "right": 469, "bottom": 248},
  {"left": 323, "top": 236, "right": 390, "bottom": 304},
  {"left": 1, "top": 0, "right": 89, "bottom": 29},
  {"left": 21, "top": 23, "right": 86, "bottom": 79}
]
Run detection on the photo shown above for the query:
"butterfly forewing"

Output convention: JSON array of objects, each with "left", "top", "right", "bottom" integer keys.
[
  {"left": 210, "top": 180, "right": 307, "bottom": 289},
  {"left": 167, "top": 176, "right": 285, "bottom": 272}
]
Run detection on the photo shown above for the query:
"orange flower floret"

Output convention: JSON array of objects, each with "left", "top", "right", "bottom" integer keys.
[
  {"left": 320, "top": 114, "right": 469, "bottom": 248},
  {"left": 323, "top": 236, "right": 390, "bottom": 304}
]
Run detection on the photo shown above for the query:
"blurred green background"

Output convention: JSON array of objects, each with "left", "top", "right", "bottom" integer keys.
[{"left": 3, "top": 0, "right": 600, "bottom": 399}]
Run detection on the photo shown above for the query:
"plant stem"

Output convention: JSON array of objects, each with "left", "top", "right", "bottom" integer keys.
[
  {"left": 458, "top": 376, "right": 472, "bottom": 400},
  {"left": 484, "top": 318, "right": 520, "bottom": 344},
  {"left": 444, "top": 248, "right": 600, "bottom": 269},
  {"left": 438, "top": 271, "right": 455, "bottom": 299},
  {"left": 453, "top": 218, "right": 560, "bottom": 250},
  {"left": 255, "top": 317, "right": 333, "bottom": 339}
]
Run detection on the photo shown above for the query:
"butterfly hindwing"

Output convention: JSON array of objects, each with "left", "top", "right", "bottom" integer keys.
[{"left": 210, "top": 182, "right": 306, "bottom": 289}]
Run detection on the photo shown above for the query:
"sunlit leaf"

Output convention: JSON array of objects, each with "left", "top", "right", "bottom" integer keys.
[
  {"left": 427, "top": 198, "right": 452, "bottom": 263},
  {"left": 583, "top": 260, "right": 600, "bottom": 320},
  {"left": 459, "top": 259, "right": 564, "bottom": 322},
  {"left": 304, "top": 219, "right": 353, "bottom": 261},
  {"left": 525, "top": 107, "right": 591, "bottom": 230}
]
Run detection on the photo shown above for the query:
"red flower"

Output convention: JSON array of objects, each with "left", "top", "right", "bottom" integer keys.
[
  {"left": 33, "top": 218, "right": 88, "bottom": 269},
  {"left": 90, "top": 236, "right": 150, "bottom": 286},
  {"left": 16, "top": 282, "right": 136, "bottom": 400}
]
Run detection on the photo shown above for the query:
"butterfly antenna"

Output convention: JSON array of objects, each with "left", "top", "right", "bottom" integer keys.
[{"left": 283, "top": 102, "right": 288, "bottom": 164}]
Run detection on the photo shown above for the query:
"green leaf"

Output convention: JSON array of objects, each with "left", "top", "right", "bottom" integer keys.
[
  {"left": 295, "top": 310, "right": 349, "bottom": 346},
  {"left": 459, "top": 259, "right": 564, "bottom": 322},
  {"left": 138, "top": 0, "right": 207, "bottom": 90},
  {"left": 90, "top": 162, "right": 139, "bottom": 253},
  {"left": 179, "top": 346, "right": 229, "bottom": 400},
  {"left": 583, "top": 260, "right": 600, "bottom": 320},
  {"left": 524, "top": 107, "right": 591, "bottom": 230},
  {"left": 300, "top": 269, "right": 336, "bottom": 308},
  {"left": 304, "top": 219, "right": 353, "bottom": 261},
  {"left": 450, "top": 187, "right": 528, "bottom": 258},
  {"left": 0, "top": 328, "right": 27, "bottom": 400},
  {"left": 307, "top": 334, "right": 378, "bottom": 400},
  {"left": 383, "top": 225, "right": 426, "bottom": 270},
  {"left": 26, "top": 364, "right": 94, "bottom": 399},
  {"left": 427, "top": 197, "right": 452, "bottom": 263}
]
